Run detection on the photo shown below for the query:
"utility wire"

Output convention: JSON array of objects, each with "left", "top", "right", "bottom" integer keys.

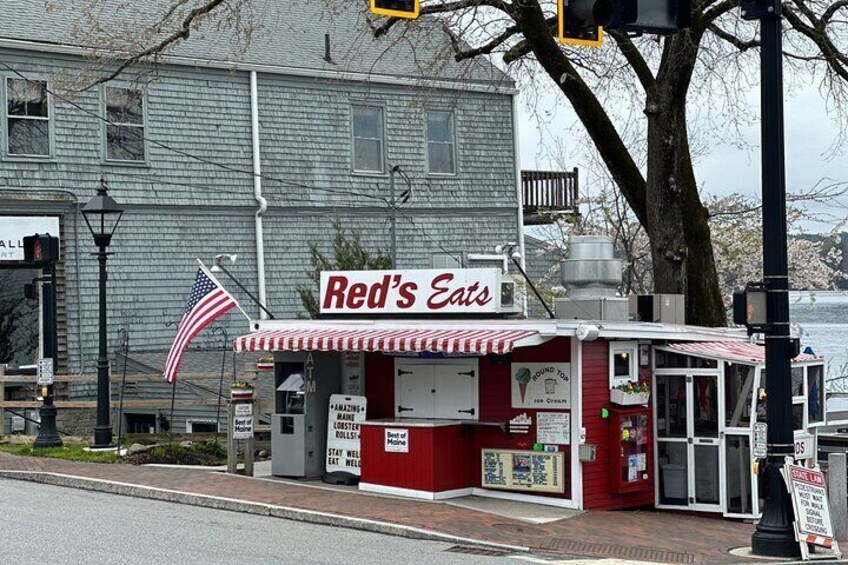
[{"left": 0, "top": 62, "right": 389, "bottom": 205}]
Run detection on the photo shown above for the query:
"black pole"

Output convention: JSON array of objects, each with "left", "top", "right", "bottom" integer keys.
[
  {"left": 390, "top": 165, "right": 397, "bottom": 267},
  {"left": 510, "top": 256, "right": 555, "bottom": 319},
  {"left": 115, "top": 329, "right": 130, "bottom": 453},
  {"left": 213, "top": 327, "right": 228, "bottom": 444},
  {"left": 216, "top": 264, "right": 275, "bottom": 319},
  {"left": 168, "top": 379, "right": 177, "bottom": 443},
  {"left": 93, "top": 246, "right": 113, "bottom": 448},
  {"left": 750, "top": 10, "right": 799, "bottom": 559},
  {"left": 33, "top": 263, "right": 62, "bottom": 448}
]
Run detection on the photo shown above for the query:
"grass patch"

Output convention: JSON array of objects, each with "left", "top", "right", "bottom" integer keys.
[{"left": 0, "top": 440, "right": 119, "bottom": 463}]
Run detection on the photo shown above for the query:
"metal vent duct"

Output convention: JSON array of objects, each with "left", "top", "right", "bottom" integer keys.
[{"left": 556, "top": 235, "right": 628, "bottom": 321}]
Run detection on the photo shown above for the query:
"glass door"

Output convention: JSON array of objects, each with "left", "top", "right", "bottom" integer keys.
[
  {"left": 690, "top": 374, "right": 723, "bottom": 512},
  {"left": 654, "top": 374, "right": 689, "bottom": 508}
]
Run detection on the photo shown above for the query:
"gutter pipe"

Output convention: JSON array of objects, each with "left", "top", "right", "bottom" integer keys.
[{"left": 249, "top": 71, "right": 269, "bottom": 320}]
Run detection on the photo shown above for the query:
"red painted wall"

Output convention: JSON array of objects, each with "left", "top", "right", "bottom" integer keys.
[
  {"left": 364, "top": 353, "right": 394, "bottom": 418},
  {"left": 581, "top": 339, "right": 655, "bottom": 510},
  {"left": 360, "top": 424, "right": 475, "bottom": 492}
]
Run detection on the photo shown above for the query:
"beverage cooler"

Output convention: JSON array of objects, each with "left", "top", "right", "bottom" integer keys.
[{"left": 608, "top": 406, "right": 652, "bottom": 494}]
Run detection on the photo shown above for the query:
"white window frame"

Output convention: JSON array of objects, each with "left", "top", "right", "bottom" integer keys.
[
  {"left": 609, "top": 340, "right": 639, "bottom": 388},
  {"left": 185, "top": 419, "right": 223, "bottom": 433},
  {"left": 432, "top": 252, "right": 462, "bottom": 269},
  {"left": 351, "top": 103, "right": 386, "bottom": 174},
  {"left": 425, "top": 109, "right": 457, "bottom": 175},
  {"left": 4, "top": 76, "right": 53, "bottom": 159},
  {"left": 102, "top": 85, "right": 148, "bottom": 164}
]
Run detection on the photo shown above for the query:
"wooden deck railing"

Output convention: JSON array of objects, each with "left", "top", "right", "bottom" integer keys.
[{"left": 521, "top": 169, "right": 579, "bottom": 224}]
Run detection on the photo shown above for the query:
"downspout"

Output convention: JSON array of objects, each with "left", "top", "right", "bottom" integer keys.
[
  {"left": 511, "top": 93, "right": 529, "bottom": 318},
  {"left": 249, "top": 70, "right": 269, "bottom": 320}
]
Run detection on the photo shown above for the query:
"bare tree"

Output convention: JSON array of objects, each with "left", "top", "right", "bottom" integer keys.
[{"left": 55, "top": 0, "right": 848, "bottom": 326}]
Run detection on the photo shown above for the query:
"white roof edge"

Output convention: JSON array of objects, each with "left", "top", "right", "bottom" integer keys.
[
  {"left": 0, "top": 38, "right": 518, "bottom": 95},
  {"left": 247, "top": 318, "right": 746, "bottom": 342}
]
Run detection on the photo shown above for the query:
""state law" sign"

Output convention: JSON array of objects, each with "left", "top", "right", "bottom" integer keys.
[{"left": 319, "top": 269, "right": 501, "bottom": 315}]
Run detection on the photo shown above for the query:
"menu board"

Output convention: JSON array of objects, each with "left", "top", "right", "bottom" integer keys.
[
  {"left": 536, "top": 412, "right": 570, "bottom": 445},
  {"left": 481, "top": 449, "right": 565, "bottom": 494}
]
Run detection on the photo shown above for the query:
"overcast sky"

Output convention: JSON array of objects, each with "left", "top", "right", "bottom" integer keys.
[{"left": 515, "top": 75, "right": 847, "bottom": 234}]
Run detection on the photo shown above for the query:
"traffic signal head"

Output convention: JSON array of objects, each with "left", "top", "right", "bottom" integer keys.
[
  {"left": 732, "top": 282, "right": 769, "bottom": 335},
  {"left": 370, "top": 0, "right": 419, "bottom": 19},
  {"left": 558, "top": 0, "right": 604, "bottom": 47},
  {"left": 23, "top": 233, "right": 59, "bottom": 265},
  {"left": 624, "top": 0, "right": 692, "bottom": 35}
]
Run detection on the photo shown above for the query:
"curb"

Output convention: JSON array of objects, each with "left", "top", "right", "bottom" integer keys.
[{"left": 0, "top": 470, "right": 529, "bottom": 554}]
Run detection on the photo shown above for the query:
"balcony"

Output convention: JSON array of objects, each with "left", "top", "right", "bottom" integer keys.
[{"left": 521, "top": 168, "right": 579, "bottom": 225}]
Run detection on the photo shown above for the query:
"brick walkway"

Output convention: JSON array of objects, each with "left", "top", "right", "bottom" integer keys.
[{"left": 0, "top": 452, "right": 759, "bottom": 564}]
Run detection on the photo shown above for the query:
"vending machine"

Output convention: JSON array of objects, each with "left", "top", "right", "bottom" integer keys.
[
  {"left": 271, "top": 352, "right": 340, "bottom": 478},
  {"left": 608, "top": 406, "right": 652, "bottom": 494}
]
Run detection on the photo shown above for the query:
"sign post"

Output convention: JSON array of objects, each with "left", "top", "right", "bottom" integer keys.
[
  {"left": 782, "top": 458, "right": 842, "bottom": 560},
  {"left": 227, "top": 384, "right": 255, "bottom": 476}
]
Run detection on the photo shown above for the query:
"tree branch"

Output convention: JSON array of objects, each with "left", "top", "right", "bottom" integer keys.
[
  {"left": 373, "top": 0, "right": 511, "bottom": 38},
  {"left": 80, "top": 0, "right": 228, "bottom": 89},
  {"left": 609, "top": 30, "right": 656, "bottom": 92},
  {"left": 707, "top": 23, "right": 759, "bottom": 51}
]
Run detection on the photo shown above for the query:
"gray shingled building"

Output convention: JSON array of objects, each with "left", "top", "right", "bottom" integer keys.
[{"left": 0, "top": 1, "right": 524, "bottom": 435}]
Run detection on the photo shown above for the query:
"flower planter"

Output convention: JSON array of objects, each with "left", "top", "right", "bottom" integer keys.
[
  {"left": 610, "top": 389, "right": 650, "bottom": 406},
  {"left": 230, "top": 386, "right": 255, "bottom": 401}
]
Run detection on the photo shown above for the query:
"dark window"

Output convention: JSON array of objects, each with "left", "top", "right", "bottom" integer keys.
[
  {"left": 6, "top": 78, "right": 49, "bottom": 156},
  {"left": 426, "top": 111, "right": 455, "bottom": 174},
  {"left": 352, "top": 105, "right": 384, "bottom": 172},
  {"left": 188, "top": 421, "right": 217, "bottom": 433},
  {"left": 808, "top": 365, "right": 825, "bottom": 423},
  {"left": 105, "top": 87, "right": 145, "bottom": 161}
]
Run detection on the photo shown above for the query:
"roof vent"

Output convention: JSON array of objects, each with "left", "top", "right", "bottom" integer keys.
[{"left": 555, "top": 235, "right": 628, "bottom": 321}]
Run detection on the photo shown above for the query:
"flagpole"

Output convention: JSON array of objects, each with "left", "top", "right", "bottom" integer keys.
[
  {"left": 169, "top": 379, "right": 176, "bottom": 444},
  {"left": 197, "top": 259, "right": 252, "bottom": 322}
]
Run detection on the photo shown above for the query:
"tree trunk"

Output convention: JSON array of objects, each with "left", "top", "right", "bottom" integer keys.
[{"left": 644, "top": 34, "right": 727, "bottom": 326}]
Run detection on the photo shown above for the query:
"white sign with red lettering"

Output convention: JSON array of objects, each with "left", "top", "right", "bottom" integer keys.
[
  {"left": 320, "top": 269, "right": 500, "bottom": 314},
  {"left": 784, "top": 464, "right": 835, "bottom": 548}
]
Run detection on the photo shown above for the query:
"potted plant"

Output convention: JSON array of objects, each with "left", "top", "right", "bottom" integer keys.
[
  {"left": 230, "top": 381, "right": 255, "bottom": 400},
  {"left": 610, "top": 380, "right": 650, "bottom": 406},
  {"left": 256, "top": 356, "right": 274, "bottom": 371}
]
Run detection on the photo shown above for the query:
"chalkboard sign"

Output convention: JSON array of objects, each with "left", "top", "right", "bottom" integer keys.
[{"left": 481, "top": 449, "right": 565, "bottom": 494}]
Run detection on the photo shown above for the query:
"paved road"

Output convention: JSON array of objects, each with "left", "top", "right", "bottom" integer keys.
[{"left": 0, "top": 479, "right": 532, "bottom": 565}]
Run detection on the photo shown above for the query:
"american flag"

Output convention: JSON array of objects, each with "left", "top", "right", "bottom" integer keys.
[{"left": 164, "top": 265, "right": 237, "bottom": 383}]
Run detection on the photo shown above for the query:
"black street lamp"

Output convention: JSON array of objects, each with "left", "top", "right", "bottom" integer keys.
[{"left": 82, "top": 178, "right": 123, "bottom": 448}]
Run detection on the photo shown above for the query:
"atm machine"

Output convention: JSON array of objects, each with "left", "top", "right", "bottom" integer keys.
[{"left": 271, "top": 352, "right": 340, "bottom": 478}]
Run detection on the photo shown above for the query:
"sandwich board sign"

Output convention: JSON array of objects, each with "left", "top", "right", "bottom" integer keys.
[{"left": 782, "top": 459, "right": 842, "bottom": 560}]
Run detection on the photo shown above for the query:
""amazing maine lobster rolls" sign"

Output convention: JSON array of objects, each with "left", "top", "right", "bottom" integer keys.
[{"left": 319, "top": 268, "right": 504, "bottom": 315}]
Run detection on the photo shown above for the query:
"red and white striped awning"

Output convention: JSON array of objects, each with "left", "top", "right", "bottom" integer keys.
[
  {"left": 666, "top": 341, "right": 822, "bottom": 364},
  {"left": 233, "top": 327, "right": 540, "bottom": 356}
]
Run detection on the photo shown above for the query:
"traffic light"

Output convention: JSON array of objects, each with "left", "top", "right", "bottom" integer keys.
[
  {"left": 732, "top": 282, "right": 769, "bottom": 335},
  {"left": 624, "top": 0, "right": 692, "bottom": 35},
  {"left": 23, "top": 233, "right": 59, "bottom": 265},
  {"left": 370, "top": 0, "right": 419, "bottom": 19},
  {"left": 558, "top": 0, "right": 691, "bottom": 47},
  {"left": 558, "top": 0, "right": 604, "bottom": 47}
]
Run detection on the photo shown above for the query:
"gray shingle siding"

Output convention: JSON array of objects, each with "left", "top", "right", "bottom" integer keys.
[{"left": 1, "top": 49, "right": 520, "bottom": 373}]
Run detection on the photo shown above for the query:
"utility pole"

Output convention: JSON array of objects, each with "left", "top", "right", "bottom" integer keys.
[
  {"left": 744, "top": 0, "right": 799, "bottom": 557},
  {"left": 388, "top": 165, "right": 411, "bottom": 269}
]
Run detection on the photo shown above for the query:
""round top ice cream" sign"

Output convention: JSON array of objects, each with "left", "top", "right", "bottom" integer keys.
[{"left": 511, "top": 363, "right": 571, "bottom": 409}]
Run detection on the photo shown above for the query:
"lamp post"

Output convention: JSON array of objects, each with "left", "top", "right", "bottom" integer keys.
[{"left": 82, "top": 178, "right": 123, "bottom": 449}]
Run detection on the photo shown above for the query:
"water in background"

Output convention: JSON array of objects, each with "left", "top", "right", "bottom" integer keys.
[{"left": 790, "top": 291, "right": 848, "bottom": 387}]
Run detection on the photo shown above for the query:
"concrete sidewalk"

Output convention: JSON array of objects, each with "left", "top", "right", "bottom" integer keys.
[{"left": 0, "top": 452, "right": 760, "bottom": 564}]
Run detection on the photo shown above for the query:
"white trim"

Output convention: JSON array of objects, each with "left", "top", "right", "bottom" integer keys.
[
  {"left": 185, "top": 419, "right": 223, "bottom": 433},
  {"left": 609, "top": 340, "right": 639, "bottom": 389},
  {"left": 571, "top": 337, "right": 583, "bottom": 510},
  {"left": 358, "top": 482, "right": 473, "bottom": 500},
  {"left": 470, "top": 488, "right": 580, "bottom": 509},
  {"left": 0, "top": 38, "right": 518, "bottom": 96},
  {"left": 511, "top": 93, "right": 528, "bottom": 318}
]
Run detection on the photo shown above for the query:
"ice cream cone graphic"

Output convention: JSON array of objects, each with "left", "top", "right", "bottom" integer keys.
[{"left": 515, "top": 367, "right": 532, "bottom": 404}]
